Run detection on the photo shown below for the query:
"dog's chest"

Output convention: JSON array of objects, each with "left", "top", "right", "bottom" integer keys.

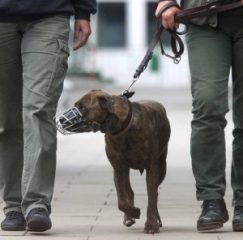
[{"left": 105, "top": 136, "right": 150, "bottom": 170}]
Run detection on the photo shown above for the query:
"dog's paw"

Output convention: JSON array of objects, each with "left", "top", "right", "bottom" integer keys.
[
  {"left": 123, "top": 214, "right": 135, "bottom": 227},
  {"left": 118, "top": 204, "right": 140, "bottom": 219},
  {"left": 144, "top": 220, "right": 160, "bottom": 234},
  {"left": 129, "top": 207, "right": 141, "bottom": 219}
]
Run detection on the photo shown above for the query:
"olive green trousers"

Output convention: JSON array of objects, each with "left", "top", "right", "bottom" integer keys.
[
  {"left": 0, "top": 15, "right": 70, "bottom": 216},
  {"left": 186, "top": 23, "right": 243, "bottom": 206}
]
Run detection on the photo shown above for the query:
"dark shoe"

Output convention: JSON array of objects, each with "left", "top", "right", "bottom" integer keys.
[
  {"left": 1, "top": 211, "right": 26, "bottom": 231},
  {"left": 197, "top": 199, "right": 229, "bottom": 231},
  {"left": 233, "top": 206, "right": 243, "bottom": 232},
  {"left": 26, "top": 208, "right": 52, "bottom": 232}
]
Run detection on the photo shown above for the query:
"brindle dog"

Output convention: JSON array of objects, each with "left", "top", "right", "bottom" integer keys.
[{"left": 72, "top": 89, "right": 170, "bottom": 233}]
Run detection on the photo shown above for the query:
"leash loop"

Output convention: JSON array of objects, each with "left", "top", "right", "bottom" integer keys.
[{"left": 158, "top": 26, "right": 184, "bottom": 65}]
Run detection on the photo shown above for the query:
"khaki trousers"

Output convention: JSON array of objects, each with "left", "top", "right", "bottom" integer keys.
[{"left": 0, "top": 15, "right": 70, "bottom": 216}]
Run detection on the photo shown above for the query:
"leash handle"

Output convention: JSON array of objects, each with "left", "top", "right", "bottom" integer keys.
[{"left": 133, "top": 25, "right": 184, "bottom": 79}]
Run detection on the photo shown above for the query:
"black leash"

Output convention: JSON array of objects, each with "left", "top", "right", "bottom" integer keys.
[
  {"left": 122, "top": 0, "right": 243, "bottom": 99},
  {"left": 122, "top": 25, "right": 184, "bottom": 99}
]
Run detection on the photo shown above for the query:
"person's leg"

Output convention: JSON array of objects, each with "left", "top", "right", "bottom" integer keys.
[
  {"left": 187, "top": 24, "right": 231, "bottom": 201},
  {"left": 20, "top": 15, "right": 70, "bottom": 230},
  {"left": 186, "top": 24, "right": 231, "bottom": 230},
  {"left": 0, "top": 23, "right": 26, "bottom": 230},
  {"left": 231, "top": 27, "right": 243, "bottom": 231}
]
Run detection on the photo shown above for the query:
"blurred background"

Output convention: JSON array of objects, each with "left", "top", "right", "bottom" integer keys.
[{"left": 66, "top": 0, "right": 189, "bottom": 88}]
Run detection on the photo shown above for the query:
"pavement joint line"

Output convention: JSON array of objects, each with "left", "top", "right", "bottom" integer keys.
[
  {"left": 90, "top": 225, "right": 94, "bottom": 232},
  {"left": 106, "top": 188, "right": 114, "bottom": 198},
  {"left": 91, "top": 189, "right": 114, "bottom": 234}
]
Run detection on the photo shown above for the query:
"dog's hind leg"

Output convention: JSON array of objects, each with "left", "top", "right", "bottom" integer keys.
[
  {"left": 144, "top": 166, "right": 161, "bottom": 234},
  {"left": 157, "top": 147, "right": 167, "bottom": 228},
  {"left": 113, "top": 168, "right": 140, "bottom": 226},
  {"left": 144, "top": 148, "right": 167, "bottom": 233}
]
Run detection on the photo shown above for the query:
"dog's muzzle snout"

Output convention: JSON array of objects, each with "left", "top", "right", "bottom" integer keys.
[{"left": 55, "top": 107, "right": 84, "bottom": 135}]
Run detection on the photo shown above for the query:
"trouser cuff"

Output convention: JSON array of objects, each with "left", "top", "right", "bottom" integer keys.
[
  {"left": 197, "top": 194, "right": 223, "bottom": 201},
  {"left": 4, "top": 206, "right": 22, "bottom": 215}
]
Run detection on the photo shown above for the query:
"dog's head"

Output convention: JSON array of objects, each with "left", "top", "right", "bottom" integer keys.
[{"left": 56, "top": 89, "right": 132, "bottom": 135}]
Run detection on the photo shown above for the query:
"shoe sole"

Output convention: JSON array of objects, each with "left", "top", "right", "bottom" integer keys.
[
  {"left": 1, "top": 225, "right": 26, "bottom": 231},
  {"left": 233, "top": 223, "right": 243, "bottom": 232},
  {"left": 197, "top": 222, "right": 223, "bottom": 232},
  {"left": 27, "top": 223, "right": 51, "bottom": 232},
  {"left": 197, "top": 212, "right": 229, "bottom": 232},
  {"left": 27, "top": 219, "right": 51, "bottom": 232}
]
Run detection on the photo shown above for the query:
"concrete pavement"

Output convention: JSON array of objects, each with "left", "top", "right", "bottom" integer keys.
[
  {"left": 0, "top": 166, "right": 240, "bottom": 240},
  {"left": 0, "top": 79, "right": 240, "bottom": 239}
]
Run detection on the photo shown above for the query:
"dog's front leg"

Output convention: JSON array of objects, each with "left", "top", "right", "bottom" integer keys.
[{"left": 113, "top": 169, "right": 140, "bottom": 226}]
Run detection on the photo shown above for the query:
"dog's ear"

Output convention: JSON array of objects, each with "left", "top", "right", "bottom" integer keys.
[{"left": 97, "top": 96, "right": 113, "bottom": 112}]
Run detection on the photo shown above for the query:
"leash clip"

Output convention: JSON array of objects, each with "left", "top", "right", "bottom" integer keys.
[
  {"left": 122, "top": 78, "right": 137, "bottom": 98},
  {"left": 163, "top": 52, "right": 181, "bottom": 64}
]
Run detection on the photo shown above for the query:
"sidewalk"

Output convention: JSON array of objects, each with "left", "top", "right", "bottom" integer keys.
[
  {"left": 0, "top": 166, "right": 240, "bottom": 240},
  {"left": 0, "top": 81, "right": 239, "bottom": 239}
]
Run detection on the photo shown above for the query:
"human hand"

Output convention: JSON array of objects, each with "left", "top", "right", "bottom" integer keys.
[
  {"left": 73, "top": 19, "right": 91, "bottom": 50},
  {"left": 155, "top": 1, "right": 181, "bottom": 29}
]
